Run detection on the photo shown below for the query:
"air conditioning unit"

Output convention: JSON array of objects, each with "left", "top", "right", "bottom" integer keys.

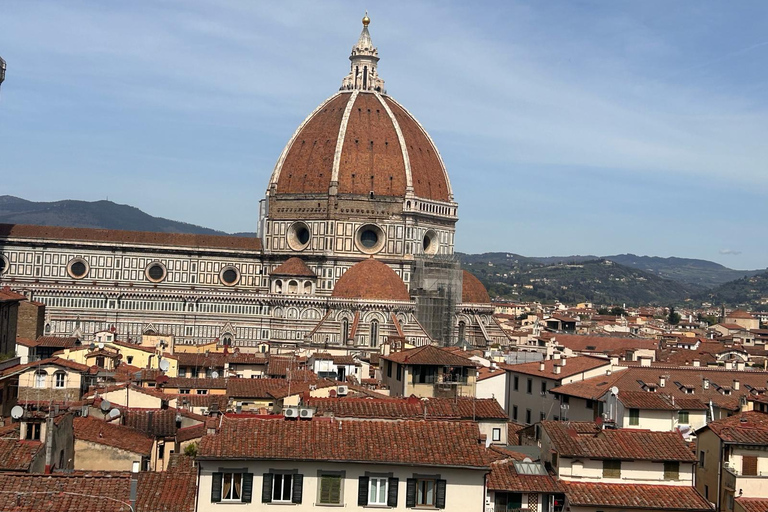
[
  {"left": 284, "top": 407, "right": 299, "bottom": 418},
  {"left": 299, "top": 407, "right": 315, "bottom": 419},
  {"left": 337, "top": 385, "right": 349, "bottom": 396}
]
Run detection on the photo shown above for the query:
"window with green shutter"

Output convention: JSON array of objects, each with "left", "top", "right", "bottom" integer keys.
[
  {"left": 629, "top": 408, "right": 640, "bottom": 426},
  {"left": 603, "top": 460, "right": 621, "bottom": 478},
  {"left": 317, "top": 471, "right": 344, "bottom": 505},
  {"left": 678, "top": 411, "right": 690, "bottom": 424},
  {"left": 664, "top": 462, "right": 680, "bottom": 480}
]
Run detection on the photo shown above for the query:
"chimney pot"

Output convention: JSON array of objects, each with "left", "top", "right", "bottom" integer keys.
[
  {"left": 539, "top": 361, "right": 546, "bottom": 372},
  {"left": 554, "top": 365, "right": 561, "bottom": 375},
  {"left": 733, "top": 379, "right": 740, "bottom": 391},
  {"left": 692, "top": 359, "right": 700, "bottom": 367}
]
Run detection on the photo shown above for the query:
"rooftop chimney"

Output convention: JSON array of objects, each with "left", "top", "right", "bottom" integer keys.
[
  {"left": 640, "top": 357, "right": 651, "bottom": 367},
  {"left": 554, "top": 365, "right": 561, "bottom": 375},
  {"left": 539, "top": 361, "right": 546, "bottom": 372},
  {"left": 733, "top": 379, "right": 740, "bottom": 391},
  {"left": 703, "top": 378, "right": 710, "bottom": 390},
  {"left": 692, "top": 359, "right": 700, "bottom": 367},
  {"left": 659, "top": 376, "right": 666, "bottom": 388},
  {"left": 737, "top": 361, "right": 746, "bottom": 371}
]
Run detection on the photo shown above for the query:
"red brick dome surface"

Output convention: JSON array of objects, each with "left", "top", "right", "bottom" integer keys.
[
  {"left": 271, "top": 91, "right": 451, "bottom": 202},
  {"left": 461, "top": 270, "right": 491, "bottom": 304},
  {"left": 332, "top": 258, "right": 410, "bottom": 301},
  {"left": 271, "top": 257, "right": 315, "bottom": 277}
]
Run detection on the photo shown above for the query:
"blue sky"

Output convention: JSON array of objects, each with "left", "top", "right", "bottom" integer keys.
[{"left": 1, "top": 1, "right": 767, "bottom": 269}]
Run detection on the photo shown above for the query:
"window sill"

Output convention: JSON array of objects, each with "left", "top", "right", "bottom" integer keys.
[
  {"left": 364, "top": 505, "right": 393, "bottom": 509},
  {"left": 315, "top": 503, "right": 344, "bottom": 507}
]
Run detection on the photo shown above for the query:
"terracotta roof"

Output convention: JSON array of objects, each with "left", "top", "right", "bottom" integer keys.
[
  {"left": 486, "top": 458, "right": 564, "bottom": 493},
  {"left": 304, "top": 396, "right": 508, "bottom": 420},
  {"left": 174, "top": 352, "right": 267, "bottom": 368},
  {"left": 718, "top": 323, "right": 747, "bottom": 330},
  {"left": 36, "top": 336, "right": 80, "bottom": 348},
  {"left": 73, "top": 417, "right": 154, "bottom": 456},
  {"left": 0, "top": 439, "right": 43, "bottom": 471},
  {"left": 727, "top": 310, "right": 756, "bottom": 320},
  {"left": 553, "top": 334, "right": 657, "bottom": 354},
  {"left": 163, "top": 377, "right": 227, "bottom": 389},
  {"left": 136, "top": 455, "right": 197, "bottom": 512},
  {"left": 199, "top": 417, "right": 489, "bottom": 468},
  {"left": 272, "top": 92, "right": 451, "bottom": 202},
  {"left": 3, "top": 356, "right": 95, "bottom": 377},
  {"left": 271, "top": 257, "right": 316, "bottom": 277},
  {"left": 117, "top": 408, "right": 204, "bottom": 438},
  {"left": 541, "top": 421, "right": 696, "bottom": 461},
  {"left": 332, "top": 258, "right": 410, "bottom": 302},
  {"left": 508, "top": 421, "right": 527, "bottom": 445},
  {"left": 699, "top": 411, "right": 768, "bottom": 444},
  {"left": 176, "top": 423, "right": 206, "bottom": 443},
  {"left": 736, "top": 498, "right": 768, "bottom": 512},
  {"left": 563, "top": 482, "right": 713, "bottom": 511},
  {"left": 266, "top": 356, "right": 303, "bottom": 377},
  {"left": 381, "top": 345, "right": 478, "bottom": 367},
  {"left": 0, "top": 287, "right": 25, "bottom": 302},
  {"left": 617, "top": 391, "right": 683, "bottom": 411},
  {"left": 0, "top": 472, "right": 132, "bottom": 512},
  {"left": 504, "top": 356, "right": 610, "bottom": 380},
  {"left": 461, "top": 271, "right": 491, "bottom": 304},
  {"left": 0, "top": 223, "right": 262, "bottom": 252},
  {"left": 477, "top": 366, "right": 506, "bottom": 381}
]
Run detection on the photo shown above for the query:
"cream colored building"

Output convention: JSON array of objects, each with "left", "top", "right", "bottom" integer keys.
[{"left": 380, "top": 345, "right": 478, "bottom": 398}]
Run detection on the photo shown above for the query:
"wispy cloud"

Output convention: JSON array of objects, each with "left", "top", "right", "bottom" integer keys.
[{"left": 720, "top": 249, "right": 743, "bottom": 256}]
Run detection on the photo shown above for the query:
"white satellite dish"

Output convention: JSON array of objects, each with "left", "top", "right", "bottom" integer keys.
[
  {"left": 610, "top": 386, "right": 619, "bottom": 396},
  {"left": 10, "top": 406, "right": 24, "bottom": 420},
  {"left": 159, "top": 359, "right": 170, "bottom": 372},
  {"left": 100, "top": 399, "right": 112, "bottom": 412},
  {"left": 108, "top": 408, "right": 120, "bottom": 419},
  {"left": 211, "top": 371, "right": 220, "bottom": 379},
  {"left": 98, "top": 342, "right": 105, "bottom": 349}
]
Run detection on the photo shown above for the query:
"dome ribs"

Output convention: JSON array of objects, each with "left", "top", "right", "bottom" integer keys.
[
  {"left": 383, "top": 97, "right": 451, "bottom": 202},
  {"left": 338, "top": 93, "right": 407, "bottom": 197},
  {"left": 276, "top": 94, "right": 350, "bottom": 195}
]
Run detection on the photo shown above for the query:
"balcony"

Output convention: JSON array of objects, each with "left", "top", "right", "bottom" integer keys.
[{"left": 723, "top": 464, "right": 768, "bottom": 498}]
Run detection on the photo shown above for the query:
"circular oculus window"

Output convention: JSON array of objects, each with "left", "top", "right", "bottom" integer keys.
[
  {"left": 355, "top": 224, "right": 385, "bottom": 254},
  {"left": 0, "top": 255, "right": 8, "bottom": 275},
  {"left": 145, "top": 262, "right": 167, "bottom": 283},
  {"left": 287, "top": 222, "right": 311, "bottom": 251},
  {"left": 67, "top": 258, "right": 89, "bottom": 279},
  {"left": 423, "top": 230, "right": 439, "bottom": 255},
  {"left": 220, "top": 266, "right": 240, "bottom": 286}
]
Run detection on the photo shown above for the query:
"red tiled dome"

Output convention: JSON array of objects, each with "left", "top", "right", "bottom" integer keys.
[
  {"left": 461, "top": 270, "right": 491, "bottom": 304},
  {"left": 271, "top": 257, "right": 315, "bottom": 277},
  {"left": 332, "top": 258, "right": 410, "bottom": 301},
  {"left": 269, "top": 91, "right": 451, "bottom": 202}
]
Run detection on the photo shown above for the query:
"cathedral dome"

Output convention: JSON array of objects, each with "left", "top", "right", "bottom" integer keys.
[
  {"left": 332, "top": 258, "right": 410, "bottom": 301},
  {"left": 461, "top": 270, "right": 491, "bottom": 304},
  {"left": 267, "top": 16, "right": 452, "bottom": 203}
]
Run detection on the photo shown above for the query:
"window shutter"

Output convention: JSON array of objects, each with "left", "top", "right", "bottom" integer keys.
[
  {"left": 743, "top": 456, "right": 758, "bottom": 476},
  {"left": 330, "top": 477, "right": 341, "bottom": 504},
  {"left": 387, "top": 477, "right": 399, "bottom": 507},
  {"left": 261, "top": 473, "right": 273, "bottom": 503},
  {"left": 292, "top": 474, "right": 304, "bottom": 504},
  {"left": 358, "top": 476, "right": 370, "bottom": 506},
  {"left": 405, "top": 478, "right": 417, "bottom": 508},
  {"left": 241, "top": 473, "right": 254, "bottom": 503},
  {"left": 320, "top": 476, "right": 331, "bottom": 504},
  {"left": 211, "top": 472, "right": 223, "bottom": 503},
  {"left": 435, "top": 479, "right": 447, "bottom": 509}
]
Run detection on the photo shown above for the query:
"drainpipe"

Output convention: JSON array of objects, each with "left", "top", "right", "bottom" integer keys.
[
  {"left": 130, "top": 461, "right": 140, "bottom": 511},
  {"left": 44, "top": 414, "right": 54, "bottom": 474}
]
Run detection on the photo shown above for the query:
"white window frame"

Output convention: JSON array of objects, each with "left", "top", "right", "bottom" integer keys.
[
  {"left": 34, "top": 371, "right": 46, "bottom": 388},
  {"left": 54, "top": 372, "right": 66, "bottom": 389},
  {"left": 492, "top": 427, "right": 501, "bottom": 442},
  {"left": 222, "top": 472, "right": 243, "bottom": 502},
  {"left": 368, "top": 476, "right": 388, "bottom": 506},
  {"left": 272, "top": 473, "right": 293, "bottom": 503}
]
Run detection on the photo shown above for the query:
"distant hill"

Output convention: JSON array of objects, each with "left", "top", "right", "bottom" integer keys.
[
  {"left": 602, "top": 254, "right": 763, "bottom": 288},
  {"left": 458, "top": 253, "right": 699, "bottom": 306},
  {"left": 0, "top": 195, "right": 228, "bottom": 235},
  {"left": 694, "top": 270, "right": 768, "bottom": 309}
]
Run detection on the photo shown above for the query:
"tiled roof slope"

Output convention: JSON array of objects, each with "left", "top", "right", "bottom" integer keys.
[
  {"left": 136, "top": 455, "right": 197, "bottom": 512},
  {"left": 271, "top": 257, "right": 316, "bottom": 277},
  {"left": 736, "top": 498, "right": 768, "bottom": 512},
  {"left": 0, "top": 287, "right": 26, "bottom": 301},
  {"left": 553, "top": 334, "right": 658, "bottom": 354},
  {"left": 73, "top": 417, "right": 153, "bottom": 455},
  {"left": 461, "top": 271, "right": 491, "bottom": 304},
  {"left": 504, "top": 356, "right": 610, "bottom": 379},
  {"left": 0, "top": 472, "right": 131, "bottom": 512},
  {"left": 700, "top": 411, "right": 768, "bottom": 444},
  {"left": 487, "top": 459, "right": 564, "bottom": 493},
  {"left": 0, "top": 223, "right": 262, "bottom": 251},
  {"left": 617, "top": 391, "right": 707, "bottom": 411},
  {"left": 2, "top": 356, "right": 95, "bottom": 377},
  {"left": 551, "top": 366, "right": 768, "bottom": 411},
  {"left": 331, "top": 258, "right": 410, "bottom": 302},
  {"left": 199, "top": 417, "right": 490, "bottom": 469},
  {"left": 564, "top": 482, "right": 713, "bottom": 511},
  {"left": 381, "top": 345, "right": 478, "bottom": 367},
  {"left": 304, "top": 396, "right": 508, "bottom": 420},
  {"left": 0, "top": 438, "right": 43, "bottom": 471},
  {"left": 542, "top": 421, "right": 696, "bottom": 461}
]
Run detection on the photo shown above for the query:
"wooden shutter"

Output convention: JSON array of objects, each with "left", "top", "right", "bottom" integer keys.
[
  {"left": 261, "top": 473, "right": 273, "bottom": 503},
  {"left": 241, "top": 473, "right": 254, "bottom": 503},
  {"left": 292, "top": 474, "right": 304, "bottom": 504},
  {"left": 329, "top": 477, "right": 341, "bottom": 504},
  {"left": 405, "top": 478, "right": 417, "bottom": 508},
  {"left": 435, "top": 479, "right": 447, "bottom": 509},
  {"left": 743, "top": 456, "right": 758, "bottom": 476},
  {"left": 358, "top": 476, "right": 370, "bottom": 506},
  {"left": 664, "top": 462, "right": 679, "bottom": 481},
  {"left": 211, "top": 472, "right": 223, "bottom": 503},
  {"left": 387, "top": 477, "right": 399, "bottom": 507}
]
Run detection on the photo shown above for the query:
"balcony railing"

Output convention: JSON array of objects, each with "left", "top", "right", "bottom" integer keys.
[{"left": 723, "top": 463, "right": 767, "bottom": 490}]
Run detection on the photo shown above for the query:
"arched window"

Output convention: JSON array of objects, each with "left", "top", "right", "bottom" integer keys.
[
  {"left": 221, "top": 334, "right": 233, "bottom": 346},
  {"left": 458, "top": 321, "right": 466, "bottom": 343},
  {"left": 303, "top": 281, "right": 312, "bottom": 294},
  {"left": 34, "top": 370, "right": 47, "bottom": 388},
  {"left": 363, "top": 65, "right": 368, "bottom": 89},
  {"left": 274, "top": 280, "right": 283, "bottom": 294},
  {"left": 54, "top": 371, "right": 66, "bottom": 389},
  {"left": 288, "top": 280, "right": 298, "bottom": 294},
  {"left": 370, "top": 319, "right": 379, "bottom": 348},
  {"left": 341, "top": 318, "right": 349, "bottom": 343}
]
